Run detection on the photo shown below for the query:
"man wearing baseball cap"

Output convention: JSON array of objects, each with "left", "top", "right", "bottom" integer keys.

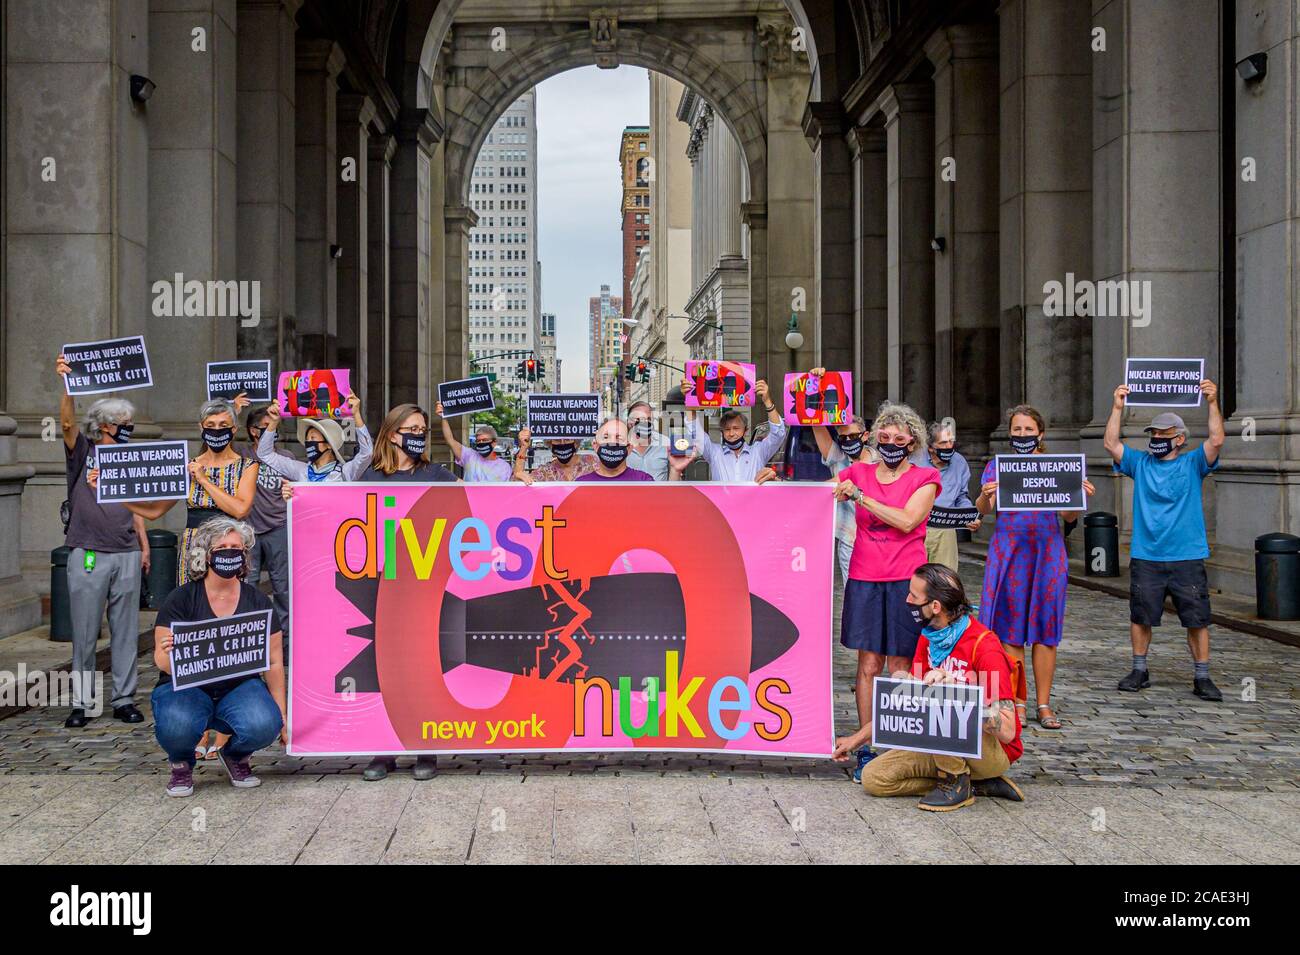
[{"left": 1103, "top": 379, "right": 1225, "bottom": 700}]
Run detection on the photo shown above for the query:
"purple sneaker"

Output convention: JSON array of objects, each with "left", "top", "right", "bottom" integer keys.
[
  {"left": 218, "top": 749, "right": 261, "bottom": 789},
  {"left": 166, "top": 761, "right": 194, "bottom": 797}
]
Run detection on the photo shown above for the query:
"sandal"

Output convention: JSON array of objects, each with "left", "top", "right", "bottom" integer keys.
[{"left": 1036, "top": 704, "right": 1062, "bottom": 730}]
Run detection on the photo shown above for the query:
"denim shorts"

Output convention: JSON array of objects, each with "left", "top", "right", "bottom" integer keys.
[{"left": 1129, "top": 558, "right": 1212, "bottom": 628}]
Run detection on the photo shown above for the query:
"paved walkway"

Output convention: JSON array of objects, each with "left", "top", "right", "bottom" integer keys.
[{"left": 2, "top": 560, "right": 1297, "bottom": 863}]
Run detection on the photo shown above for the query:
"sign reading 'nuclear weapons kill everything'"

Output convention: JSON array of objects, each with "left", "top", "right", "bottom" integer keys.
[{"left": 994, "top": 454, "right": 1087, "bottom": 512}]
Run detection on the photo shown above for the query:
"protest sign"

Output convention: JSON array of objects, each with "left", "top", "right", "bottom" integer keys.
[
  {"left": 93, "top": 441, "right": 189, "bottom": 504},
  {"left": 871, "top": 677, "right": 984, "bottom": 759},
  {"left": 995, "top": 453, "right": 1087, "bottom": 511},
  {"left": 526, "top": 393, "right": 600, "bottom": 440},
  {"left": 437, "top": 376, "right": 496, "bottom": 417},
  {"left": 1124, "top": 358, "right": 1205, "bottom": 407},
  {"left": 276, "top": 369, "right": 352, "bottom": 418},
  {"left": 169, "top": 609, "right": 274, "bottom": 691},
  {"left": 685, "top": 360, "right": 756, "bottom": 408},
  {"left": 784, "top": 370, "right": 853, "bottom": 425},
  {"left": 288, "top": 483, "right": 835, "bottom": 758},
  {"left": 207, "top": 360, "right": 273, "bottom": 401},
  {"left": 61, "top": 336, "right": 152, "bottom": 395},
  {"left": 927, "top": 505, "right": 981, "bottom": 529}
]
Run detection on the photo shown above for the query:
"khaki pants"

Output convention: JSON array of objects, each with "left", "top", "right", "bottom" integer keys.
[
  {"left": 924, "top": 527, "right": 958, "bottom": 571},
  {"left": 861, "top": 733, "right": 1010, "bottom": 797}
]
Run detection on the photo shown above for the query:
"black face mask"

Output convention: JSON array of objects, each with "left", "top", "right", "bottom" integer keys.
[
  {"left": 399, "top": 432, "right": 427, "bottom": 459},
  {"left": 597, "top": 443, "right": 629, "bottom": 468},
  {"left": 836, "top": 434, "right": 864, "bottom": 458},
  {"left": 209, "top": 548, "right": 245, "bottom": 579},
  {"left": 905, "top": 599, "right": 933, "bottom": 628},
  {"left": 473, "top": 440, "right": 495, "bottom": 458},
  {"left": 935, "top": 447, "right": 955, "bottom": 464},
  {"left": 877, "top": 443, "right": 909, "bottom": 469},
  {"left": 722, "top": 436, "right": 746, "bottom": 452},
  {"left": 1148, "top": 436, "right": 1175, "bottom": 458},
  {"left": 305, "top": 443, "right": 326, "bottom": 463},
  {"left": 551, "top": 443, "right": 577, "bottom": 464},
  {"left": 202, "top": 427, "right": 233, "bottom": 452},
  {"left": 111, "top": 423, "right": 134, "bottom": 444},
  {"left": 1009, "top": 435, "right": 1039, "bottom": 455}
]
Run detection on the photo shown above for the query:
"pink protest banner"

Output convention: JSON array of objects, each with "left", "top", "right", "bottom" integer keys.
[
  {"left": 288, "top": 483, "right": 834, "bottom": 758},
  {"left": 784, "top": 370, "right": 854, "bottom": 426},
  {"left": 276, "top": 369, "right": 352, "bottom": 418},
  {"left": 684, "top": 360, "right": 756, "bottom": 408}
]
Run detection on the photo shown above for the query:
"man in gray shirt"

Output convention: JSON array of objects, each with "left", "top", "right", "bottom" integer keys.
[{"left": 626, "top": 401, "right": 669, "bottom": 481}]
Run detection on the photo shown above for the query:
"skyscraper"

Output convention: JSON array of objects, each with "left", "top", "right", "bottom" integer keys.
[
  {"left": 466, "top": 90, "right": 540, "bottom": 397},
  {"left": 539, "top": 311, "right": 558, "bottom": 394},
  {"left": 588, "top": 284, "right": 623, "bottom": 408},
  {"left": 619, "top": 126, "right": 651, "bottom": 317}
]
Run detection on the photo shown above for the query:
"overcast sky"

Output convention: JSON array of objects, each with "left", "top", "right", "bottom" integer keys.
[{"left": 535, "top": 66, "right": 650, "bottom": 391}]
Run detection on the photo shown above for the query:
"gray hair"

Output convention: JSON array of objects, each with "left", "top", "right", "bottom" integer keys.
[
  {"left": 871, "top": 401, "right": 927, "bottom": 451},
  {"left": 198, "top": 398, "right": 237, "bottom": 425},
  {"left": 82, "top": 398, "right": 135, "bottom": 441},
  {"left": 472, "top": 422, "right": 498, "bottom": 442},
  {"left": 185, "top": 516, "right": 255, "bottom": 580},
  {"left": 927, "top": 419, "right": 956, "bottom": 445}
]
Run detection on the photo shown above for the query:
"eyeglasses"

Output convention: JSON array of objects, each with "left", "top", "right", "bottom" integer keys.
[
  {"left": 398, "top": 426, "right": 428, "bottom": 436},
  {"left": 877, "top": 435, "right": 912, "bottom": 446}
]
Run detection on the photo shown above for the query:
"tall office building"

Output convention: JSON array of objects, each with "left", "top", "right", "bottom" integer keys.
[
  {"left": 466, "top": 90, "right": 541, "bottom": 397},
  {"left": 588, "top": 284, "right": 623, "bottom": 409},
  {"left": 619, "top": 126, "right": 651, "bottom": 319},
  {"left": 539, "top": 312, "right": 558, "bottom": 394}
]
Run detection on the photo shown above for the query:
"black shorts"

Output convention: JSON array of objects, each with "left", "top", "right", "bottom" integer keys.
[{"left": 1129, "top": 558, "right": 1212, "bottom": 629}]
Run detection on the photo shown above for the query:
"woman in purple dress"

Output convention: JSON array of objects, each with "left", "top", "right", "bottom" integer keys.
[{"left": 975, "top": 405, "right": 1094, "bottom": 730}]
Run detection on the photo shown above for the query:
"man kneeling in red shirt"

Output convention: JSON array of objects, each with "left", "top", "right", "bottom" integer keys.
[{"left": 836, "top": 562, "right": 1026, "bottom": 811}]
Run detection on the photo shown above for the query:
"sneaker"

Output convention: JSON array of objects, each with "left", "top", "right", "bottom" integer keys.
[
  {"left": 972, "top": 775, "right": 1025, "bottom": 802},
  {"left": 412, "top": 754, "right": 438, "bottom": 781},
  {"left": 363, "top": 756, "right": 397, "bottom": 781},
  {"left": 166, "top": 761, "right": 194, "bottom": 798},
  {"left": 918, "top": 770, "right": 974, "bottom": 812},
  {"left": 1193, "top": 676, "right": 1223, "bottom": 701},
  {"left": 217, "top": 749, "right": 261, "bottom": 789},
  {"left": 1117, "top": 668, "right": 1151, "bottom": 692},
  {"left": 851, "top": 747, "right": 877, "bottom": 784}
]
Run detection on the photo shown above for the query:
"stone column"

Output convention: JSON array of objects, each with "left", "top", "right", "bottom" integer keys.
[
  {"left": 0, "top": 416, "right": 39, "bottom": 634},
  {"left": 335, "top": 94, "right": 375, "bottom": 400},
  {"left": 5, "top": 0, "right": 150, "bottom": 593},
  {"left": 998, "top": 0, "right": 1092, "bottom": 453},
  {"left": 366, "top": 133, "right": 394, "bottom": 417},
  {"left": 389, "top": 108, "right": 436, "bottom": 405},
  {"left": 849, "top": 125, "right": 888, "bottom": 413},
  {"left": 236, "top": 0, "right": 300, "bottom": 366},
  {"left": 716, "top": 120, "right": 744, "bottom": 258},
  {"left": 743, "top": 200, "right": 770, "bottom": 379},
  {"left": 880, "top": 82, "right": 935, "bottom": 420},
  {"left": 1089, "top": 0, "right": 1222, "bottom": 563},
  {"left": 805, "top": 102, "right": 855, "bottom": 375},
  {"left": 294, "top": 38, "right": 344, "bottom": 368},
  {"left": 927, "top": 24, "right": 1000, "bottom": 457}
]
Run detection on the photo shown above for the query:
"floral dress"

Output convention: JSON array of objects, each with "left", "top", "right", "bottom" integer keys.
[
  {"left": 977, "top": 458, "right": 1068, "bottom": 647},
  {"left": 178, "top": 456, "right": 254, "bottom": 584}
]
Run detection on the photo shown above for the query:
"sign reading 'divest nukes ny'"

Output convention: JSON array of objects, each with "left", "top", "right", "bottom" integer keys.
[
  {"left": 526, "top": 393, "right": 601, "bottom": 440},
  {"left": 995, "top": 453, "right": 1087, "bottom": 511},
  {"left": 872, "top": 677, "right": 984, "bottom": 759},
  {"left": 1124, "top": 357, "right": 1205, "bottom": 407},
  {"left": 927, "top": 505, "right": 981, "bottom": 529},
  {"left": 437, "top": 376, "right": 496, "bottom": 417},
  {"left": 62, "top": 336, "right": 153, "bottom": 395},
  {"left": 169, "top": 609, "right": 273, "bottom": 691},
  {"left": 207, "top": 360, "right": 273, "bottom": 401},
  {"left": 94, "top": 441, "right": 189, "bottom": 504}
]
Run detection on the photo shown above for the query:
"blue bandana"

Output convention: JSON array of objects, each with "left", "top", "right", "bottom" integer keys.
[
  {"left": 925, "top": 613, "right": 971, "bottom": 669},
  {"left": 306, "top": 462, "right": 337, "bottom": 482}
]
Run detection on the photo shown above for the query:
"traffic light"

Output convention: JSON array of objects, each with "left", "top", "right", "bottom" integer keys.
[
  {"left": 535, "top": 358, "right": 545, "bottom": 380},
  {"left": 624, "top": 361, "right": 636, "bottom": 382},
  {"left": 516, "top": 360, "right": 526, "bottom": 379},
  {"left": 525, "top": 358, "right": 537, "bottom": 382},
  {"left": 636, "top": 360, "right": 649, "bottom": 383}
]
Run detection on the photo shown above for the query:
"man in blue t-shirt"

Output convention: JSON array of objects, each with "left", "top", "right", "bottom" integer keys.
[{"left": 1103, "top": 379, "right": 1225, "bottom": 701}]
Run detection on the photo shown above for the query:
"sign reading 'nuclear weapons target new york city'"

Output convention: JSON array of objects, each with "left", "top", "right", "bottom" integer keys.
[
  {"left": 287, "top": 483, "right": 835, "bottom": 757},
  {"left": 62, "top": 336, "right": 153, "bottom": 395}
]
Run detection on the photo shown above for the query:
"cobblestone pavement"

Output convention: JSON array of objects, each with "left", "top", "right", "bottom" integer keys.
[{"left": 1, "top": 561, "right": 1297, "bottom": 863}]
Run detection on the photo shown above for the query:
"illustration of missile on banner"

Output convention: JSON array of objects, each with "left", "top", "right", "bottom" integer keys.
[
  {"left": 784, "top": 369, "right": 853, "bottom": 425},
  {"left": 684, "top": 360, "right": 756, "bottom": 408},
  {"left": 1124, "top": 357, "right": 1205, "bottom": 407},
  {"left": 287, "top": 482, "right": 836, "bottom": 758}
]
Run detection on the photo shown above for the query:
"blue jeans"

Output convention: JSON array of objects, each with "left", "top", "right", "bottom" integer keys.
[{"left": 152, "top": 677, "right": 283, "bottom": 766}]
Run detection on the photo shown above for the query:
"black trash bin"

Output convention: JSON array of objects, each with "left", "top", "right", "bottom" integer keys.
[
  {"left": 1083, "top": 512, "right": 1119, "bottom": 577},
  {"left": 1255, "top": 533, "right": 1300, "bottom": 621},
  {"left": 49, "top": 546, "right": 72, "bottom": 642},
  {"left": 145, "top": 529, "right": 178, "bottom": 610}
]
